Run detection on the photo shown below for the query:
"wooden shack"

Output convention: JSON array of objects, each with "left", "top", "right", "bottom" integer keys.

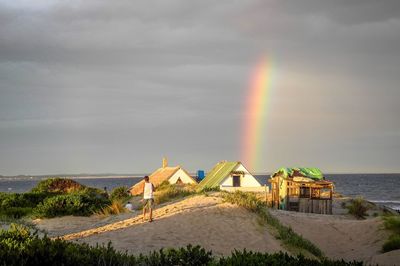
[{"left": 269, "top": 168, "right": 334, "bottom": 214}]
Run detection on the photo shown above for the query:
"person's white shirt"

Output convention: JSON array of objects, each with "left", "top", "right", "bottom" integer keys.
[
  {"left": 125, "top": 202, "right": 133, "bottom": 212},
  {"left": 143, "top": 182, "right": 154, "bottom": 199}
]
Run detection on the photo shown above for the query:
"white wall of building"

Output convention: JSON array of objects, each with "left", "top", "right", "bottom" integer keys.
[
  {"left": 168, "top": 168, "right": 196, "bottom": 184},
  {"left": 220, "top": 164, "right": 262, "bottom": 187}
]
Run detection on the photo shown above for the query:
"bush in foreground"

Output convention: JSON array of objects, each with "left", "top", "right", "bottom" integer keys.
[{"left": 0, "top": 224, "right": 362, "bottom": 266}]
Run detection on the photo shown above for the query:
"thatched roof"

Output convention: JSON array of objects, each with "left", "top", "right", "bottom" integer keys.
[{"left": 129, "top": 166, "right": 195, "bottom": 195}]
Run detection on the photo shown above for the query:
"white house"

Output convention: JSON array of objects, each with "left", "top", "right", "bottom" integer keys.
[{"left": 197, "top": 161, "right": 265, "bottom": 192}]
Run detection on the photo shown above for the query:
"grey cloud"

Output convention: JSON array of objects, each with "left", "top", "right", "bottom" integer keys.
[{"left": 0, "top": 0, "right": 399, "bottom": 175}]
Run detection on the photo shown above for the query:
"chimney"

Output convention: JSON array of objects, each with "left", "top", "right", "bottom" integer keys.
[{"left": 162, "top": 157, "right": 168, "bottom": 168}]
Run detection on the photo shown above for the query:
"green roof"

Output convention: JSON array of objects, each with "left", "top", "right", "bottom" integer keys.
[
  {"left": 272, "top": 167, "right": 324, "bottom": 180},
  {"left": 197, "top": 161, "right": 240, "bottom": 190}
]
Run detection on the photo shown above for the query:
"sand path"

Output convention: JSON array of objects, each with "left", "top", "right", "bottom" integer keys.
[{"left": 58, "top": 195, "right": 285, "bottom": 256}]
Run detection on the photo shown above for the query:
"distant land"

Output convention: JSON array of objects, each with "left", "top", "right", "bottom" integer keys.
[
  {"left": 1, "top": 172, "right": 399, "bottom": 180},
  {"left": 0, "top": 174, "right": 146, "bottom": 180}
]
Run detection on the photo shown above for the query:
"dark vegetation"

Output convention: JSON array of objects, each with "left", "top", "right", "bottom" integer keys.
[
  {"left": 110, "top": 186, "right": 130, "bottom": 202},
  {"left": 346, "top": 197, "right": 369, "bottom": 219},
  {"left": 382, "top": 215, "right": 400, "bottom": 252},
  {"left": 222, "top": 191, "right": 324, "bottom": 259},
  {"left": 31, "top": 178, "right": 83, "bottom": 193},
  {"left": 0, "top": 224, "right": 363, "bottom": 266},
  {"left": 0, "top": 178, "right": 110, "bottom": 219}
]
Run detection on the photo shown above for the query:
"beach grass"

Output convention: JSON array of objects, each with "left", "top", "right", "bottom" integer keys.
[
  {"left": 382, "top": 215, "right": 400, "bottom": 252},
  {"left": 346, "top": 197, "right": 369, "bottom": 219},
  {"left": 95, "top": 200, "right": 128, "bottom": 217},
  {"left": 221, "top": 191, "right": 324, "bottom": 259},
  {"left": 154, "top": 183, "right": 196, "bottom": 205},
  {"left": 383, "top": 234, "right": 400, "bottom": 253},
  {"left": 383, "top": 215, "right": 400, "bottom": 234}
]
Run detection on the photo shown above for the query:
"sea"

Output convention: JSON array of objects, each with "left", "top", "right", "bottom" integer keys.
[{"left": 0, "top": 174, "right": 399, "bottom": 211}]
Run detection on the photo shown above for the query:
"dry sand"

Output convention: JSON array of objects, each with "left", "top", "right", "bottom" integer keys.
[
  {"left": 63, "top": 195, "right": 284, "bottom": 256},
  {"left": 269, "top": 209, "right": 399, "bottom": 265},
  {"left": 33, "top": 194, "right": 400, "bottom": 264}
]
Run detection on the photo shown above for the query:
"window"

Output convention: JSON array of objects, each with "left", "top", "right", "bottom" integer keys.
[{"left": 232, "top": 175, "right": 241, "bottom": 187}]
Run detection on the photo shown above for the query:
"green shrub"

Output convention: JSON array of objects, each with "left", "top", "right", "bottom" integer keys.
[
  {"left": 382, "top": 234, "right": 400, "bottom": 253},
  {"left": 0, "top": 193, "right": 28, "bottom": 208},
  {"left": 33, "top": 192, "right": 110, "bottom": 218},
  {"left": 0, "top": 181, "right": 110, "bottom": 219},
  {"left": 142, "top": 245, "right": 213, "bottom": 266},
  {"left": 0, "top": 207, "right": 33, "bottom": 219},
  {"left": 110, "top": 186, "right": 130, "bottom": 201},
  {"left": 0, "top": 192, "right": 52, "bottom": 219},
  {"left": 382, "top": 215, "right": 400, "bottom": 252},
  {"left": 0, "top": 225, "right": 362, "bottom": 266},
  {"left": 31, "top": 178, "right": 84, "bottom": 193},
  {"left": 218, "top": 250, "right": 362, "bottom": 266},
  {"left": 383, "top": 215, "right": 400, "bottom": 234},
  {"left": 347, "top": 197, "right": 369, "bottom": 219},
  {"left": 222, "top": 191, "right": 324, "bottom": 259}
]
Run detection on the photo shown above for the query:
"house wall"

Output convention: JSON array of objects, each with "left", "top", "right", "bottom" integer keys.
[
  {"left": 168, "top": 168, "right": 196, "bottom": 184},
  {"left": 220, "top": 186, "right": 269, "bottom": 193},
  {"left": 220, "top": 164, "right": 261, "bottom": 187}
]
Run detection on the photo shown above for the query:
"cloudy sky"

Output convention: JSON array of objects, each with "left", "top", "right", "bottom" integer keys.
[{"left": 0, "top": 0, "right": 399, "bottom": 175}]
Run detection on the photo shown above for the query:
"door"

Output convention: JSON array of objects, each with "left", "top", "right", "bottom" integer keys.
[{"left": 232, "top": 175, "right": 241, "bottom": 187}]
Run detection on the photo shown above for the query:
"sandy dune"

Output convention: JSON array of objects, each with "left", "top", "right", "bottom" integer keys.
[
  {"left": 33, "top": 194, "right": 400, "bottom": 264},
  {"left": 66, "top": 195, "right": 284, "bottom": 256},
  {"left": 270, "top": 209, "right": 398, "bottom": 265}
]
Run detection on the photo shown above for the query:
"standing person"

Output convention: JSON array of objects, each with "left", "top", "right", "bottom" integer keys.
[{"left": 142, "top": 176, "right": 155, "bottom": 222}]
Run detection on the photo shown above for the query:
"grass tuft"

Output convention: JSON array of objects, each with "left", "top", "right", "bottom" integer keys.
[
  {"left": 382, "top": 234, "right": 400, "bottom": 253},
  {"left": 154, "top": 184, "right": 195, "bottom": 205},
  {"left": 382, "top": 215, "right": 400, "bottom": 252},
  {"left": 383, "top": 215, "right": 400, "bottom": 234},
  {"left": 95, "top": 200, "right": 127, "bottom": 217},
  {"left": 346, "top": 197, "right": 369, "bottom": 219}
]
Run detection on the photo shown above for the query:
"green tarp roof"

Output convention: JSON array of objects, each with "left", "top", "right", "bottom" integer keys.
[
  {"left": 197, "top": 161, "right": 240, "bottom": 190},
  {"left": 272, "top": 167, "right": 324, "bottom": 180}
]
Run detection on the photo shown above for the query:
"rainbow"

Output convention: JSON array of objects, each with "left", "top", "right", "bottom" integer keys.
[{"left": 241, "top": 58, "right": 273, "bottom": 172}]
